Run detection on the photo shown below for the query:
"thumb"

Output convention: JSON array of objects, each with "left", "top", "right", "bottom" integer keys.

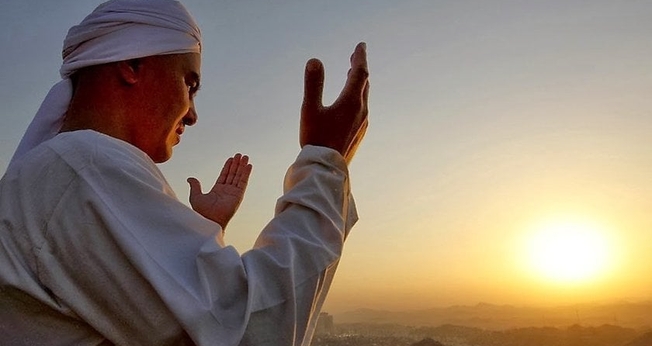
[
  {"left": 302, "top": 58, "right": 324, "bottom": 112},
  {"left": 187, "top": 177, "right": 202, "bottom": 198}
]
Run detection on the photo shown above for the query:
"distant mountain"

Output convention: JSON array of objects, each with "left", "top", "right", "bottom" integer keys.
[
  {"left": 410, "top": 337, "right": 444, "bottom": 346},
  {"left": 624, "top": 331, "right": 652, "bottom": 346},
  {"left": 334, "top": 301, "right": 652, "bottom": 330},
  {"left": 328, "top": 323, "right": 643, "bottom": 346}
]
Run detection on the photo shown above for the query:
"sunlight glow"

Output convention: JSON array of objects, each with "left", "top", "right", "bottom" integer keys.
[{"left": 524, "top": 218, "right": 611, "bottom": 284}]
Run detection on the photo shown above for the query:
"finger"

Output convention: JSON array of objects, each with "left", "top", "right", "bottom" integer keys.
[
  {"left": 233, "top": 155, "right": 249, "bottom": 183},
  {"left": 236, "top": 163, "right": 253, "bottom": 189},
  {"left": 339, "top": 42, "right": 369, "bottom": 103},
  {"left": 350, "top": 42, "right": 367, "bottom": 66},
  {"left": 217, "top": 157, "right": 233, "bottom": 185},
  {"left": 302, "top": 58, "right": 325, "bottom": 112},
  {"left": 238, "top": 154, "right": 249, "bottom": 167},
  {"left": 187, "top": 177, "right": 203, "bottom": 198},
  {"left": 362, "top": 80, "right": 370, "bottom": 114},
  {"left": 226, "top": 153, "right": 242, "bottom": 185}
]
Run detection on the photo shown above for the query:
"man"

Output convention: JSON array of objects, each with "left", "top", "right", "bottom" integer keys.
[{"left": 0, "top": 0, "right": 369, "bottom": 345}]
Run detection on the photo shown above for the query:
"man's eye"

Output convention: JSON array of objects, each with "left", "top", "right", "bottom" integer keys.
[{"left": 187, "top": 80, "right": 200, "bottom": 95}]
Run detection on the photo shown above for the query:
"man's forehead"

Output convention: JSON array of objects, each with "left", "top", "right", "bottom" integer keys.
[
  {"left": 150, "top": 52, "right": 201, "bottom": 70},
  {"left": 178, "top": 52, "right": 201, "bottom": 79}
]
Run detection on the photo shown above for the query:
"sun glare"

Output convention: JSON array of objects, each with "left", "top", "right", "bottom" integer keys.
[{"left": 523, "top": 218, "right": 612, "bottom": 284}]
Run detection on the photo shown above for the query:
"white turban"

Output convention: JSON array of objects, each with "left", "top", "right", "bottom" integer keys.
[{"left": 10, "top": 0, "right": 202, "bottom": 165}]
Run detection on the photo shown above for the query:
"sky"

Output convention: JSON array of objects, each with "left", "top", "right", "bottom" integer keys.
[{"left": 1, "top": 0, "right": 652, "bottom": 314}]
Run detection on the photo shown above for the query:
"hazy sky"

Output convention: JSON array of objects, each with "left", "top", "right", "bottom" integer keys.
[{"left": 2, "top": 1, "right": 652, "bottom": 313}]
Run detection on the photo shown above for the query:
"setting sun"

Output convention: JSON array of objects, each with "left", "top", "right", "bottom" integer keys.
[{"left": 522, "top": 218, "right": 613, "bottom": 284}]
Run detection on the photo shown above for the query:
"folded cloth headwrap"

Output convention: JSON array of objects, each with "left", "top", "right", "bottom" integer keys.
[{"left": 10, "top": 0, "right": 202, "bottom": 165}]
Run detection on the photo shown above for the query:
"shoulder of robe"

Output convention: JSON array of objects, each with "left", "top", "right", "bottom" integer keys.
[
  {"left": 49, "top": 130, "right": 164, "bottom": 180},
  {"left": 10, "top": 130, "right": 170, "bottom": 194}
]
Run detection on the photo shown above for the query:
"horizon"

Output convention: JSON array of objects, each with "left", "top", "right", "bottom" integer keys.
[
  {"left": 2, "top": 1, "right": 652, "bottom": 314},
  {"left": 329, "top": 298, "right": 652, "bottom": 313},
  {"left": 327, "top": 300, "right": 652, "bottom": 334}
]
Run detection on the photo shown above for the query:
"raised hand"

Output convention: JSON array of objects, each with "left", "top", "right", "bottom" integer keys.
[
  {"left": 300, "top": 42, "right": 370, "bottom": 164},
  {"left": 187, "top": 154, "right": 253, "bottom": 230}
]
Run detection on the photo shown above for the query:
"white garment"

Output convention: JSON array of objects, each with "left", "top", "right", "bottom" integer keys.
[
  {"left": 10, "top": 0, "right": 202, "bottom": 166},
  {"left": 0, "top": 131, "right": 357, "bottom": 346}
]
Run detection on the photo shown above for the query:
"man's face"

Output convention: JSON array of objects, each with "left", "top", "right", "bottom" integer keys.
[{"left": 134, "top": 53, "right": 201, "bottom": 163}]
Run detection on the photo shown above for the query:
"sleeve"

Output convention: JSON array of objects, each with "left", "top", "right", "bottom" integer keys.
[
  {"left": 36, "top": 143, "right": 357, "bottom": 346},
  {"left": 239, "top": 145, "right": 358, "bottom": 346}
]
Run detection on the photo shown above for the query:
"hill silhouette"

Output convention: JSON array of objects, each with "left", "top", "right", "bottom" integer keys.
[
  {"left": 410, "top": 337, "right": 444, "bottom": 346},
  {"left": 336, "top": 301, "right": 652, "bottom": 330},
  {"left": 624, "top": 331, "right": 652, "bottom": 346},
  {"left": 321, "top": 323, "right": 643, "bottom": 346}
]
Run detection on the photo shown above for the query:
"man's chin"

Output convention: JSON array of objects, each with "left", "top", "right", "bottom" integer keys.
[{"left": 151, "top": 148, "right": 173, "bottom": 164}]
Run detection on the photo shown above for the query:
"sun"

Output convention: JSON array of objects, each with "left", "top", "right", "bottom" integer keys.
[{"left": 523, "top": 218, "right": 612, "bottom": 284}]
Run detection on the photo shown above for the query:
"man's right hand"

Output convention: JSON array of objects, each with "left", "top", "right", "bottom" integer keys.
[
  {"left": 187, "top": 154, "right": 252, "bottom": 230},
  {"left": 300, "top": 42, "right": 370, "bottom": 164}
]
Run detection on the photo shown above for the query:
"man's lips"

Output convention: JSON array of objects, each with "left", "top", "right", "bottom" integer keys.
[{"left": 174, "top": 126, "right": 184, "bottom": 144}]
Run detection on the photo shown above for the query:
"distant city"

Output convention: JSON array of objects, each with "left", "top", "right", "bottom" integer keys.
[{"left": 311, "top": 302, "right": 652, "bottom": 346}]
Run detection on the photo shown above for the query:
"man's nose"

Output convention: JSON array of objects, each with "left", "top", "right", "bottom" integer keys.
[{"left": 184, "top": 104, "right": 198, "bottom": 126}]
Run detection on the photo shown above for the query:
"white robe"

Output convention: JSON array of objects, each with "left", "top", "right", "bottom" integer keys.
[{"left": 0, "top": 130, "right": 357, "bottom": 346}]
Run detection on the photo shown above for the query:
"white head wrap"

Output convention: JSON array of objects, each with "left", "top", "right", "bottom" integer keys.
[{"left": 10, "top": 0, "right": 202, "bottom": 165}]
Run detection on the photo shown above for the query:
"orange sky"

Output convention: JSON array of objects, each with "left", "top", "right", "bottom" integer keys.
[{"left": 2, "top": 1, "right": 652, "bottom": 313}]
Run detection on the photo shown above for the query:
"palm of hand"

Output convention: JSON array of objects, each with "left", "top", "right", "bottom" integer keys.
[{"left": 187, "top": 154, "right": 252, "bottom": 229}]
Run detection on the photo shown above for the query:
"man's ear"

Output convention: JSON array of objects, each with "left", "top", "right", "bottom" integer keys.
[{"left": 117, "top": 59, "right": 141, "bottom": 85}]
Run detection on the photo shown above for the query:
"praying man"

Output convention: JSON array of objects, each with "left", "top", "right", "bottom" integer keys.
[{"left": 0, "top": 0, "right": 369, "bottom": 345}]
